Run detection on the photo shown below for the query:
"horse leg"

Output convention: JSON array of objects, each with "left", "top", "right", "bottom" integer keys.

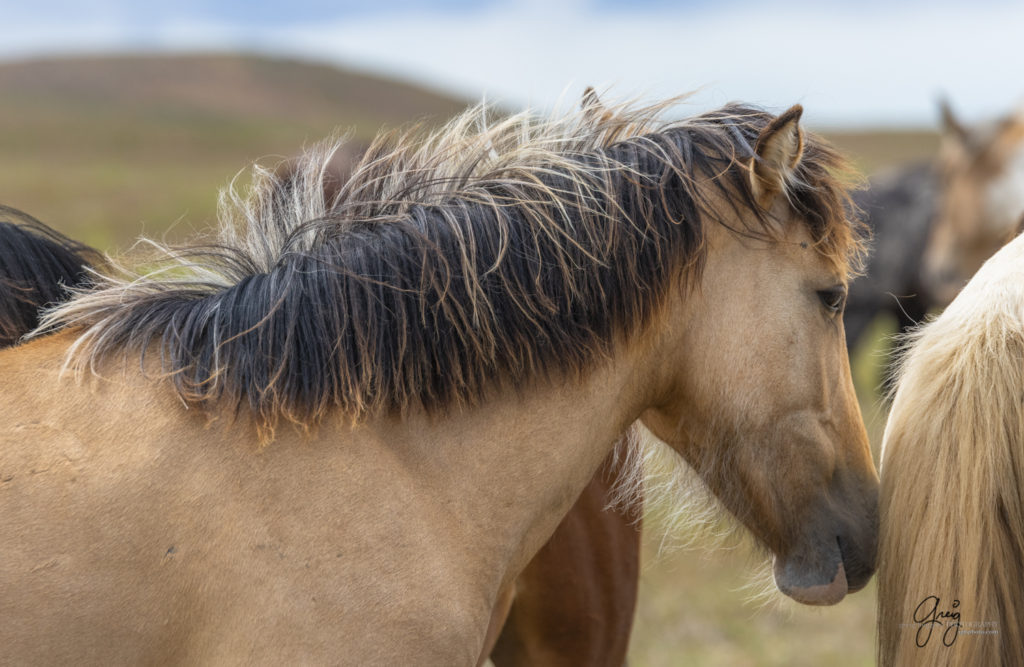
[
  {"left": 477, "top": 582, "right": 516, "bottom": 666},
  {"left": 489, "top": 452, "right": 641, "bottom": 667}
]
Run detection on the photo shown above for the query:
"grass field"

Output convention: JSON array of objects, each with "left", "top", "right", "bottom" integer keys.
[
  {"left": 0, "top": 54, "right": 467, "bottom": 248},
  {"left": 0, "top": 54, "right": 933, "bottom": 665}
]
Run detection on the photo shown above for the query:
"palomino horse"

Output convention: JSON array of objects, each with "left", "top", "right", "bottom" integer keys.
[
  {"left": 3, "top": 98, "right": 877, "bottom": 664},
  {"left": 923, "top": 100, "right": 1024, "bottom": 304},
  {"left": 0, "top": 206, "right": 100, "bottom": 347},
  {"left": 878, "top": 231, "right": 1024, "bottom": 666}
]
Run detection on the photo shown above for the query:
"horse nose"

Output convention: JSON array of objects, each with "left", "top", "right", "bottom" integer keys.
[
  {"left": 833, "top": 469, "right": 879, "bottom": 592},
  {"left": 839, "top": 529, "right": 877, "bottom": 592}
]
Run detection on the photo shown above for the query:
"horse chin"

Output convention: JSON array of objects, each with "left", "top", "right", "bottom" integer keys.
[{"left": 772, "top": 539, "right": 848, "bottom": 606}]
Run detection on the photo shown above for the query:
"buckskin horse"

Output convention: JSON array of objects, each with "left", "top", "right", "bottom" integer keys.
[
  {"left": 879, "top": 230, "right": 1024, "bottom": 666},
  {"left": 2, "top": 97, "right": 877, "bottom": 664},
  {"left": 0, "top": 150, "right": 636, "bottom": 665}
]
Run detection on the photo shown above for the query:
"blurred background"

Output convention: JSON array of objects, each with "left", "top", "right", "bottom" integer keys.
[{"left": 3, "top": 1, "right": 1021, "bottom": 664}]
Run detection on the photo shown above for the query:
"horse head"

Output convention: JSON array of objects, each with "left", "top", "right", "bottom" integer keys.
[
  {"left": 640, "top": 106, "right": 878, "bottom": 605},
  {"left": 924, "top": 98, "right": 1024, "bottom": 304}
]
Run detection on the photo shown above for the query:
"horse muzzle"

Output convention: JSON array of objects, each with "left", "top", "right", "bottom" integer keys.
[{"left": 772, "top": 492, "right": 879, "bottom": 605}]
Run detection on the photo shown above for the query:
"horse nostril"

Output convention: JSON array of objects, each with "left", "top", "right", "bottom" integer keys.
[{"left": 837, "top": 533, "right": 877, "bottom": 592}]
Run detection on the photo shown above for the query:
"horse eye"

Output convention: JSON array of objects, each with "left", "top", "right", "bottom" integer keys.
[{"left": 817, "top": 287, "right": 846, "bottom": 315}]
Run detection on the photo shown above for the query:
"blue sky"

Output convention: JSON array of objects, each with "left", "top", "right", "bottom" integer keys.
[{"left": 5, "top": 1, "right": 1024, "bottom": 127}]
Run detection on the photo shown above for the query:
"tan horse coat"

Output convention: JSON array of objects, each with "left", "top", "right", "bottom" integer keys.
[{"left": 1, "top": 100, "right": 877, "bottom": 664}]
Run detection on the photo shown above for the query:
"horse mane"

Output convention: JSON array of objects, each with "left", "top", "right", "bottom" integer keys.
[
  {"left": 0, "top": 206, "right": 102, "bottom": 348},
  {"left": 878, "top": 233, "right": 1024, "bottom": 666},
  {"left": 40, "top": 99, "right": 864, "bottom": 435}
]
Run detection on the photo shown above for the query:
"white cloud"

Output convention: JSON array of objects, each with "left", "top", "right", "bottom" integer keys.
[{"left": 2, "top": 2, "right": 1023, "bottom": 126}]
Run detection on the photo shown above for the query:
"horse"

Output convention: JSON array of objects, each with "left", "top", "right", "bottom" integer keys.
[
  {"left": 0, "top": 118, "right": 637, "bottom": 664},
  {"left": 0, "top": 203, "right": 637, "bottom": 666},
  {"left": 0, "top": 205, "right": 101, "bottom": 347},
  {"left": 877, "top": 230, "right": 1024, "bottom": 666},
  {"left": 844, "top": 162, "right": 937, "bottom": 353},
  {"left": 844, "top": 101, "right": 1024, "bottom": 390},
  {"left": 2, "top": 97, "right": 878, "bottom": 664},
  {"left": 484, "top": 87, "right": 642, "bottom": 667},
  {"left": 487, "top": 452, "right": 639, "bottom": 665},
  {"left": 923, "top": 99, "right": 1024, "bottom": 304}
]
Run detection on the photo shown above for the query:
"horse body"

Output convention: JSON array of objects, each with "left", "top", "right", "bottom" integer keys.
[
  {"left": 0, "top": 183, "right": 641, "bottom": 663},
  {"left": 1, "top": 332, "right": 648, "bottom": 664},
  {"left": 879, "top": 231, "right": 1024, "bottom": 666},
  {"left": 845, "top": 162, "right": 937, "bottom": 351},
  {"left": 2, "top": 99, "right": 877, "bottom": 663}
]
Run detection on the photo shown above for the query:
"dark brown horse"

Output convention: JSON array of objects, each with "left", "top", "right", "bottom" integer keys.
[{"left": 844, "top": 162, "right": 937, "bottom": 355}]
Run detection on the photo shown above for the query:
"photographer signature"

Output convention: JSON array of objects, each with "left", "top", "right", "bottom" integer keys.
[{"left": 914, "top": 595, "right": 960, "bottom": 647}]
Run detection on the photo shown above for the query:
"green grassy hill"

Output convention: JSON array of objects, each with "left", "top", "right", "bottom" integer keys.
[
  {"left": 0, "top": 53, "right": 938, "bottom": 252},
  {"left": 0, "top": 53, "right": 468, "bottom": 247}
]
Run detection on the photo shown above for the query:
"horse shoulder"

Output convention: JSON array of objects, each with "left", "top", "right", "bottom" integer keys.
[{"left": 0, "top": 342, "right": 493, "bottom": 663}]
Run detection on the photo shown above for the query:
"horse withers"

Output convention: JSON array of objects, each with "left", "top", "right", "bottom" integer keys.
[{"left": 1, "top": 98, "right": 877, "bottom": 664}]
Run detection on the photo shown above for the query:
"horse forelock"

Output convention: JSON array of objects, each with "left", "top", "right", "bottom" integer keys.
[{"left": 40, "top": 99, "right": 865, "bottom": 436}]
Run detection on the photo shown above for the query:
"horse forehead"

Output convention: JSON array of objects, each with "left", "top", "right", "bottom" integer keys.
[{"left": 710, "top": 222, "right": 836, "bottom": 281}]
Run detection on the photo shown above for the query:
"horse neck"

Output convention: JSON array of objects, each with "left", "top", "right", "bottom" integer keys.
[
  {"left": 3, "top": 322, "right": 661, "bottom": 609},
  {"left": 366, "top": 345, "right": 658, "bottom": 582}
]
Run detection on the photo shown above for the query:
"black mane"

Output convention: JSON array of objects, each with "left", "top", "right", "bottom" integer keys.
[
  {"left": 44, "top": 101, "right": 864, "bottom": 435},
  {"left": 0, "top": 206, "right": 100, "bottom": 347}
]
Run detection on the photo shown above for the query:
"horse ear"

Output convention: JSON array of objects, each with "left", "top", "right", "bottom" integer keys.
[
  {"left": 938, "top": 97, "right": 969, "bottom": 145},
  {"left": 581, "top": 86, "right": 610, "bottom": 123},
  {"left": 750, "top": 104, "right": 804, "bottom": 203}
]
